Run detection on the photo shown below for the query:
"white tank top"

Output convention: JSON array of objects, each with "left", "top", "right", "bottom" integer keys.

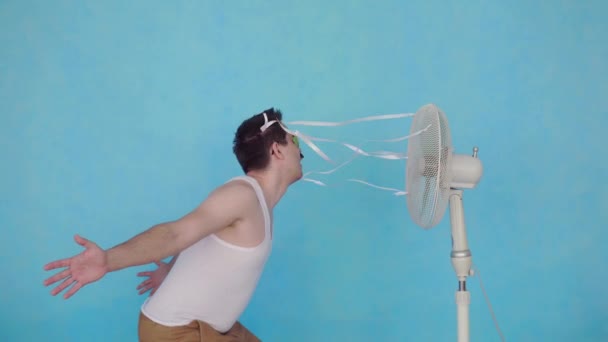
[{"left": 140, "top": 176, "right": 272, "bottom": 332}]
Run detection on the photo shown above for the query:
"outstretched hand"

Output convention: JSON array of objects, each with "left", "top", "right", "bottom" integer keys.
[
  {"left": 136, "top": 260, "right": 171, "bottom": 296},
  {"left": 43, "top": 234, "right": 108, "bottom": 299}
]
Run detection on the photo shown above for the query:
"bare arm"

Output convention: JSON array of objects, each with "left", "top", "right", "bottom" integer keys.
[
  {"left": 106, "top": 181, "right": 254, "bottom": 271},
  {"left": 43, "top": 181, "right": 256, "bottom": 299},
  {"left": 105, "top": 222, "right": 177, "bottom": 272}
]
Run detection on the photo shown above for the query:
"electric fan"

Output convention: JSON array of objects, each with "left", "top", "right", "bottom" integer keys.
[{"left": 405, "top": 104, "right": 483, "bottom": 342}]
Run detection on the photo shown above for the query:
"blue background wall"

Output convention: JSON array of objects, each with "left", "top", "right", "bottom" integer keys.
[{"left": 1, "top": 1, "right": 606, "bottom": 341}]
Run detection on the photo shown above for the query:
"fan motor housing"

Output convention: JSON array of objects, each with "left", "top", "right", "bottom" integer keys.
[{"left": 450, "top": 154, "right": 483, "bottom": 189}]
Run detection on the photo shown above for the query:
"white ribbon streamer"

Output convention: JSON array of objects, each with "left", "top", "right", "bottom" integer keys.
[
  {"left": 260, "top": 111, "right": 423, "bottom": 197},
  {"left": 301, "top": 178, "right": 327, "bottom": 186},
  {"left": 347, "top": 179, "right": 407, "bottom": 196},
  {"left": 287, "top": 113, "right": 414, "bottom": 127},
  {"left": 365, "top": 124, "right": 432, "bottom": 143}
]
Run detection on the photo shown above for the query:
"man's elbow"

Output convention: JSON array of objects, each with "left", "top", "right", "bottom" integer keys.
[
  {"left": 156, "top": 221, "right": 185, "bottom": 255},
  {"left": 165, "top": 220, "right": 205, "bottom": 254}
]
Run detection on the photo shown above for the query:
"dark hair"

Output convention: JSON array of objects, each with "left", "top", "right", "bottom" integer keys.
[{"left": 232, "top": 108, "right": 289, "bottom": 173}]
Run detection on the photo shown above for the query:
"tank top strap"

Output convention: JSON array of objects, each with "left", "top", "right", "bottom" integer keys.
[{"left": 226, "top": 176, "right": 271, "bottom": 240}]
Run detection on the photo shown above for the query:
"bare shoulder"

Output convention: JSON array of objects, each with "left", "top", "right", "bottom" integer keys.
[
  {"left": 168, "top": 179, "right": 260, "bottom": 248},
  {"left": 200, "top": 178, "right": 258, "bottom": 211}
]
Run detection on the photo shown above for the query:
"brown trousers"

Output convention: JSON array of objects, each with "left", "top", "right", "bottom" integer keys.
[{"left": 138, "top": 312, "right": 261, "bottom": 342}]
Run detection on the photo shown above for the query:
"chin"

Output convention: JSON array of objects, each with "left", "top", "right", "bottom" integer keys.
[{"left": 292, "top": 171, "right": 303, "bottom": 183}]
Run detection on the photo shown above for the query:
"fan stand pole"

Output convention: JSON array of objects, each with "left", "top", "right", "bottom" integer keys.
[{"left": 449, "top": 190, "right": 472, "bottom": 342}]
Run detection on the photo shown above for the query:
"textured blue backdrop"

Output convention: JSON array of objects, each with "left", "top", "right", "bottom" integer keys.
[{"left": 1, "top": 1, "right": 607, "bottom": 341}]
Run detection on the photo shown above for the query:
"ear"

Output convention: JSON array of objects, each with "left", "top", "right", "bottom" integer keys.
[{"left": 270, "top": 141, "right": 286, "bottom": 160}]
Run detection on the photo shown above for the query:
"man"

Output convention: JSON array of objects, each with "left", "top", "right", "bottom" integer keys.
[{"left": 43, "top": 108, "right": 304, "bottom": 341}]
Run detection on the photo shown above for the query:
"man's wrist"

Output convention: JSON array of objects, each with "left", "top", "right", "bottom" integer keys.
[{"left": 105, "top": 248, "right": 120, "bottom": 273}]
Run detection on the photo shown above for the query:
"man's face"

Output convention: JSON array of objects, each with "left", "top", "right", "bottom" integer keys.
[{"left": 286, "top": 133, "right": 304, "bottom": 180}]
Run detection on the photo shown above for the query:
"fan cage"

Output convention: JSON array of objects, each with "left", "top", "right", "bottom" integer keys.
[{"left": 406, "top": 104, "right": 453, "bottom": 228}]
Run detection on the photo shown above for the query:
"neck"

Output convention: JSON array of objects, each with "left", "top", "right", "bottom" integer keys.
[{"left": 245, "top": 169, "right": 291, "bottom": 210}]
